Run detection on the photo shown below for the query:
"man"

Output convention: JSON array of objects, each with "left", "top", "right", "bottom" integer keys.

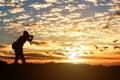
[{"left": 12, "top": 31, "right": 33, "bottom": 64}]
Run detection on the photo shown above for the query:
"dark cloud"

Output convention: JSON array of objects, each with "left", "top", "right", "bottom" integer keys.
[
  {"left": 114, "top": 11, "right": 120, "bottom": 16},
  {"left": 32, "top": 40, "right": 49, "bottom": 46},
  {"left": 0, "top": 45, "right": 6, "bottom": 48}
]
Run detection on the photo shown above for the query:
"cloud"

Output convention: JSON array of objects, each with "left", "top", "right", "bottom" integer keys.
[
  {"left": 23, "top": 41, "right": 61, "bottom": 51},
  {"left": 0, "top": 44, "right": 7, "bottom": 48},
  {"left": 32, "top": 40, "right": 49, "bottom": 46},
  {"left": 35, "top": 14, "right": 42, "bottom": 18},
  {"left": 5, "top": 0, "right": 15, "bottom": 6},
  {"left": 7, "top": 21, "right": 23, "bottom": 27},
  {"left": 95, "top": 12, "right": 108, "bottom": 17},
  {"left": 9, "top": 22, "right": 41, "bottom": 32},
  {"left": 43, "top": 13, "right": 54, "bottom": 17},
  {"left": 66, "top": 13, "right": 81, "bottom": 19},
  {"left": 0, "top": 1, "right": 119, "bottom": 44},
  {"left": 45, "top": 0, "right": 57, "bottom": 3},
  {"left": 29, "top": 2, "right": 52, "bottom": 10},
  {"left": 0, "top": 0, "right": 4, "bottom": 3},
  {"left": 85, "top": 0, "right": 98, "bottom": 4},
  {"left": 30, "top": 40, "right": 62, "bottom": 49},
  {"left": 114, "top": 11, "right": 120, "bottom": 16},
  {"left": 61, "top": 0, "right": 74, "bottom": 3},
  {"left": 78, "top": 4, "right": 90, "bottom": 9},
  {"left": 47, "top": 17, "right": 58, "bottom": 21},
  {"left": 8, "top": 7, "right": 25, "bottom": 14},
  {"left": 8, "top": 0, "right": 14, "bottom": 3},
  {"left": 65, "top": 5, "right": 77, "bottom": 12},
  {"left": 50, "top": 8, "right": 63, "bottom": 12},
  {"left": 109, "top": 2, "right": 120, "bottom": 11},
  {"left": 0, "top": 12, "right": 7, "bottom": 17},
  {"left": 0, "top": 3, "right": 4, "bottom": 6},
  {"left": 112, "top": 0, "right": 120, "bottom": 3},
  {"left": 0, "top": 0, "right": 26, "bottom": 6},
  {"left": 0, "top": 0, "right": 14, "bottom": 4},
  {"left": 2, "top": 18, "right": 11, "bottom": 22},
  {"left": 16, "top": 13, "right": 30, "bottom": 19}
]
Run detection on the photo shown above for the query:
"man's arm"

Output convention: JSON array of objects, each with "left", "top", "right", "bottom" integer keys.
[{"left": 28, "top": 35, "right": 33, "bottom": 45}]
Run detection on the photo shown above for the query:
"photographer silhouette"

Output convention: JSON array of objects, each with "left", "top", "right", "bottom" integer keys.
[{"left": 12, "top": 31, "right": 33, "bottom": 64}]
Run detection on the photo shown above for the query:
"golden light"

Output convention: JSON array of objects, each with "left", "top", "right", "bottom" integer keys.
[
  {"left": 62, "top": 45, "right": 90, "bottom": 59},
  {"left": 63, "top": 58, "right": 85, "bottom": 64},
  {"left": 68, "top": 52, "right": 78, "bottom": 59},
  {"left": 66, "top": 52, "right": 80, "bottom": 59}
]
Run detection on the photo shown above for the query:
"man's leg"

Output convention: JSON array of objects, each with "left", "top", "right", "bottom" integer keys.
[
  {"left": 20, "top": 50, "right": 26, "bottom": 64},
  {"left": 14, "top": 50, "right": 19, "bottom": 64}
]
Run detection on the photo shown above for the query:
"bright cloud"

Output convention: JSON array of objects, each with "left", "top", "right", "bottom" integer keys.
[
  {"left": 0, "top": 12, "right": 7, "bottom": 17},
  {"left": 29, "top": 2, "right": 52, "bottom": 10},
  {"left": 16, "top": 13, "right": 30, "bottom": 19},
  {"left": 85, "top": 0, "right": 98, "bottom": 4},
  {"left": 0, "top": 0, "right": 4, "bottom": 3},
  {"left": 50, "top": 8, "right": 63, "bottom": 12},
  {"left": 8, "top": 7, "right": 25, "bottom": 14},
  {"left": 95, "top": 12, "right": 108, "bottom": 17},
  {"left": 45, "top": 0, "right": 57, "bottom": 3}
]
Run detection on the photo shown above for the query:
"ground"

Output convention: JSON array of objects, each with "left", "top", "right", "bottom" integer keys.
[{"left": 0, "top": 61, "right": 120, "bottom": 80}]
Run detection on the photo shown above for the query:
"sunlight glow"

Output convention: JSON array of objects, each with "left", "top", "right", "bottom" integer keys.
[
  {"left": 66, "top": 52, "right": 80, "bottom": 59},
  {"left": 62, "top": 45, "right": 90, "bottom": 59},
  {"left": 63, "top": 58, "right": 85, "bottom": 64}
]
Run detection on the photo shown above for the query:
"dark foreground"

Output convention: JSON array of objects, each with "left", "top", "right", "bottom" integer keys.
[{"left": 0, "top": 61, "right": 120, "bottom": 80}]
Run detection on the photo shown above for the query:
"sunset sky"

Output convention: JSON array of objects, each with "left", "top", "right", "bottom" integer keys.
[{"left": 0, "top": 0, "right": 120, "bottom": 66}]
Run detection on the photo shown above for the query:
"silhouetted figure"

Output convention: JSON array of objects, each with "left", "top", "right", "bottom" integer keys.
[{"left": 12, "top": 31, "right": 33, "bottom": 64}]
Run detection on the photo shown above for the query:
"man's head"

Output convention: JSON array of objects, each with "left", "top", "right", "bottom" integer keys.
[{"left": 23, "top": 31, "right": 29, "bottom": 36}]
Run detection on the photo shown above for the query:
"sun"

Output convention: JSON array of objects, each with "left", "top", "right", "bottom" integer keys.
[
  {"left": 68, "top": 53, "right": 77, "bottom": 59},
  {"left": 65, "top": 51, "right": 81, "bottom": 59},
  {"left": 62, "top": 45, "right": 89, "bottom": 59}
]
